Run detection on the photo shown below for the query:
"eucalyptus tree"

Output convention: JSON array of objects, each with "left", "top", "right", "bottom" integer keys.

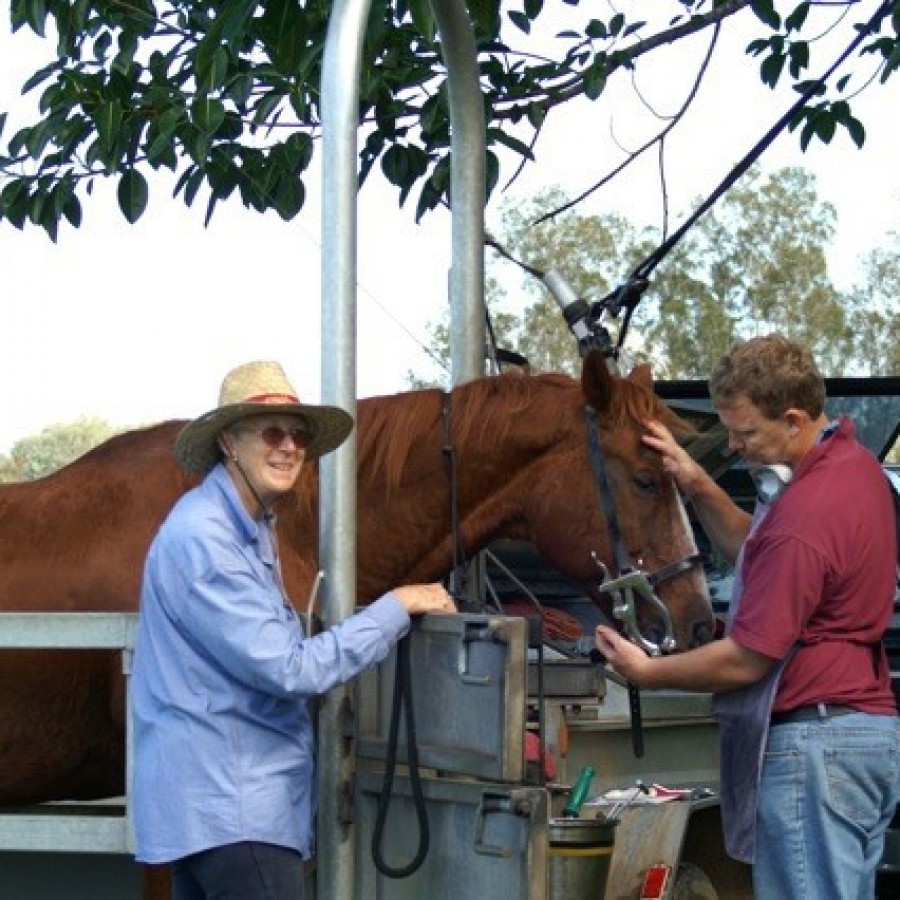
[{"left": 414, "top": 167, "right": 859, "bottom": 381}]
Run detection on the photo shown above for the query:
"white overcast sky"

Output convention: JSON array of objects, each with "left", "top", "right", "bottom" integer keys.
[{"left": 1, "top": 4, "right": 899, "bottom": 454}]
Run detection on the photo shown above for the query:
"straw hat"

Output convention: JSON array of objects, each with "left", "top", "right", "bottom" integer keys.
[{"left": 174, "top": 361, "right": 353, "bottom": 473}]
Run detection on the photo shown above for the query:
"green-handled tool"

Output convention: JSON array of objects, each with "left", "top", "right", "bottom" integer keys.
[{"left": 562, "top": 765, "right": 596, "bottom": 818}]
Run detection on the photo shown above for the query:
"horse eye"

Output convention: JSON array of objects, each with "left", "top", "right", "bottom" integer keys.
[{"left": 634, "top": 473, "right": 660, "bottom": 496}]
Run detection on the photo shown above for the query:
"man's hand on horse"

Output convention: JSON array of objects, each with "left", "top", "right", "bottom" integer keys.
[{"left": 642, "top": 419, "right": 706, "bottom": 500}]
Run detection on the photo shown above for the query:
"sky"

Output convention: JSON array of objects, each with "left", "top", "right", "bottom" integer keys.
[{"left": 1, "top": 4, "right": 899, "bottom": 455}]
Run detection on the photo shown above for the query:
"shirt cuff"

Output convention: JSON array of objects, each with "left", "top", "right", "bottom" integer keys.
[{"left": 363, "top": 592, "right": 411, "bottom": 643}]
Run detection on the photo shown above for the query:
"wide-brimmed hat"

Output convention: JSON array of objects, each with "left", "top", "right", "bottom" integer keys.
[{"left": 174, "top": 360, "right": 354, "bottom": 473}]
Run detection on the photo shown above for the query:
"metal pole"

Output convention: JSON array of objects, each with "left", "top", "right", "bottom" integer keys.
[
  {"left": 429, "top": 0, "right": 487, "bottom": 607},
  {"left": 319, "top": 2, "right": 371, "bottom": 897},
  {"left": 319, "top": 2, "right": 485, "bottom": 896},
  {"left": 429, "top": 0, "right": 487, "bottom": 385}
]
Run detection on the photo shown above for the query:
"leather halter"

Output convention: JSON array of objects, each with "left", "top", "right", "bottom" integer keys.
[{"left": 584, "top": 405, "right": 703, "bottom": 656}]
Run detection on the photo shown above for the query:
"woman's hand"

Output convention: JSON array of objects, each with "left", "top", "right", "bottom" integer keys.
[{"left": 392, "top": 583, "right": 457, "bottom": 616}]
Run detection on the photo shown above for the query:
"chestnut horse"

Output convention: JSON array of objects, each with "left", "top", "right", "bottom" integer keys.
[{"left": 0, "top": 352, "right": 712, "bottom": 813}]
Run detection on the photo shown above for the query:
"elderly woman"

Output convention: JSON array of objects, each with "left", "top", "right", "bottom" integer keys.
[{"left": 131, "top": 360, "right": 454, "bottom": 900}]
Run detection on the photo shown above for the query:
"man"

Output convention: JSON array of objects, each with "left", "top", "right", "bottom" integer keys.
[
  {"left": 596, "top": 334, "right": 899, "bottom": 898},
  {"left": 132, "top": 360, "right": 455, "bottom": 899}
]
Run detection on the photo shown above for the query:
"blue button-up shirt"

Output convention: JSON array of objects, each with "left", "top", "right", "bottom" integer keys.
[{"left": 131, "top": 464, "right": 409, "bottom": 863}]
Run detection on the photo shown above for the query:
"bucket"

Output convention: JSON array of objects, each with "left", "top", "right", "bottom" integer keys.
[{"left": 548, "top": 816, "right": 617, "bottom": 899}]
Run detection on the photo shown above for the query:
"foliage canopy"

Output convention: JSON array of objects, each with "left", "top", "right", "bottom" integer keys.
[{"left": 1, "top": 0, "right": 899, "bottom": 239}]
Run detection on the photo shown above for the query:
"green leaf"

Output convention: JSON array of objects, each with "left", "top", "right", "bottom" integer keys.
[
  {"left": 784, "top": 2, "right": 810, "bottom": 33},
  {"left": 585, "top": 19, "right": 607, "bottom": 40},
  {"left": 191, "top": 97, "right": 226, "bottom": 135},
  {"left": 95, "top": 100, "right": 123, "bottom": 156},
  {"left": 845, "top": 116, "right": 866, "bottom": 148},
  {"left": 788, "top": 41, "right": 809, "bottom": 78},
  {"left": 584, "top": 57, "right": 607, "bottom": 100},
  {"left": 526, "top": 102, "right": 546, "bottom": 130},
  {"left": 271, "top": 171, "right": 305, "bottom": 221},
  {"left": 21, "top": 60, "right": 59, "bottom": 95},
  {"left": 468, "top": 0, "right": 501, "bottom": 40},
  {"left": 760, "top": 52, "right": 785, "bottom": 88},
  {"left": 408, "top": 0, "right": 436, "bottom": 42},
  {"left": 488, "top": 127, "right": 534, "bottom": 161},
  {"left": 508, "top": 10, "right": 530, "bottom": 34},
  {"left": 197, "top": 46, "right": 229, "bottom": 93},
  {"left": 381, "top": 143, "right": 409, "bottom": 186},
  {"left": 750, "top": 0, "right": 781, "bottom": 30},
  {"left": 117, "top": 169, "right": 148, "bottom": 223},
  {"left": 25, "top": 0, "right": 48, "bottom": 36}
]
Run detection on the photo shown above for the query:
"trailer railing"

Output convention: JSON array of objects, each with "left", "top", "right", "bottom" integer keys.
[{"left": 0, "top": 612, "right": 138, "bottom": 854}]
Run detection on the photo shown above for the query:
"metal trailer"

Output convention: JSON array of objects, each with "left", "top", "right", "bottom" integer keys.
[
  {"left": 0, "top": 615, "right": 750, "bottom": 900},
  {"left": 352, "top": 612, "right": 753, "bottom": 900},
  {"left": 0, "top": 613, "right": 142, "bottom": 898}
]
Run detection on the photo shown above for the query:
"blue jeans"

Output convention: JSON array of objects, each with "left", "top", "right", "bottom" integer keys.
[
  {"left": 172, "top": 842, "right": 308, "bottom": 900},
  {"left": 755, "top": 713, "right": 900, "bottom": 899}
]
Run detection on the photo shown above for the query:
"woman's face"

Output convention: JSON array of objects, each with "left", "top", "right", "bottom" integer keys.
[{"left": 225, "top": 414, "right": 311, "bottom": 515}]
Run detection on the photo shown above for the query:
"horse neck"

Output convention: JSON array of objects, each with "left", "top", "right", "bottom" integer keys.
[{"left": 355, "top": 376, "right": 575, "bottom": 588}]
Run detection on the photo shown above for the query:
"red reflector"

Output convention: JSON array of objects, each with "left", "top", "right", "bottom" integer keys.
[{"left": 640, "top": 863, "right": 672, "bottom": 899}]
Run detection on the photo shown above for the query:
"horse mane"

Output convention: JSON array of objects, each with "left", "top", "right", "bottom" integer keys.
[{"left": 357, "top": 372, "right": 577, "bottom": 493}]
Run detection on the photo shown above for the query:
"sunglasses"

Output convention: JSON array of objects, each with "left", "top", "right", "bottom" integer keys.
[{"left": 252, "top": 425, "right": 312, "bottom": 450}]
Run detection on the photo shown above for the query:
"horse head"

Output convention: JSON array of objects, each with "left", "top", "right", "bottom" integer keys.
[{"left": 519, "top": 351, "right": 714, "bottom": 651}]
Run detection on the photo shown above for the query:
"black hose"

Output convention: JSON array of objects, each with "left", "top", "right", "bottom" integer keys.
[{"left": 370, "top": 633, "right": 430, "bottom": 878}]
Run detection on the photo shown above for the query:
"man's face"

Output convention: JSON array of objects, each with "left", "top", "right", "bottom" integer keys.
[{"left": 715, "top": 395, "right": 794, "bottom": 467}]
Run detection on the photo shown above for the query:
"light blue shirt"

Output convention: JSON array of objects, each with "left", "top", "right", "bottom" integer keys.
[{"left": 131, "top": 464, "right": 409, "bottom": 863}]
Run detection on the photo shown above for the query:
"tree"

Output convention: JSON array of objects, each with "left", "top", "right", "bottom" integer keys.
[
  {"left": 637, "top": 166, "right": 852, "bottom": 376},
  {"left": 847, "top": 232, "right": 900, "bottom": 375},
  {"left": 414, "top": 166, "right": 877, "bottom": 382},
  {"left": 407, "top": 186, "right": 646, "bottom": 383},
  {"left": 1, "top": 0, "right": 898, "bottom": 240},
  {"left": 0, "top": 417, "right": 118, "bottom": 482}
]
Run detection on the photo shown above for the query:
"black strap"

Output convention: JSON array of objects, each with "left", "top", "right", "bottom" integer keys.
[
  {"left": 585, "top": 405, "right": 633, "bottom": 576},
  {"left": 371, "top": 634, "right": 430, "bottom": 878},
  {"left": 442, "top": 392, "right": 468, "bottom": 601},
  {"left": 585, "top": 404, "right": 646, "bottom": 756}
]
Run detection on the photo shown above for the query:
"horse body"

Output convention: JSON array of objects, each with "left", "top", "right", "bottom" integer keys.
[{"left": 0, "top": 355, "right": 713, "bottom": 806}]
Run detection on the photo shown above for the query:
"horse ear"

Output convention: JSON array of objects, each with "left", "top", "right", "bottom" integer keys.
[
  {"left": 627, "top": 363, "right": 654, "bottom": 390},
  {"left": 581, "top": 349, "right": 617, "bottom": 413}
]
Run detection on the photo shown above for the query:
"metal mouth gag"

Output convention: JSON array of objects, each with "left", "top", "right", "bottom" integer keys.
[{"left": 593, "top": 554, "right": 677, "bottom": 656}]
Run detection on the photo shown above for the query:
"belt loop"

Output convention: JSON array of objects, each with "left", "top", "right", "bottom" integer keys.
[{"left": 816, "top": 701, "right": 827, "bottom": 718}]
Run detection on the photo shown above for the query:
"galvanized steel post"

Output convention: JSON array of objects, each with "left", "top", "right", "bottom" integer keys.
[{"left": 318, "top": 1, "right": 485, "bottom": 897}]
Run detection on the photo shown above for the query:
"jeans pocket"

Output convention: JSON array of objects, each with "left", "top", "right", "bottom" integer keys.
[{"left": 825, "top": 740, "right": 896, "bottom": 828}]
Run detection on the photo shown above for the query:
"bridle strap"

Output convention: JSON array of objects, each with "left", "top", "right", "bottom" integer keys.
[
  {"left": 647, "top": 554, "right": 704, "bottom": 587},
  {"left": 442, "top": 391, "right": 468, "bottom": 601},
  {"left": 585, "top": 405, "right": 634, "bottom": 577}
]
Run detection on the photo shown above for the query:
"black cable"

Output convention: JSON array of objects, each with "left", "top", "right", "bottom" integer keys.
[
  {"left": 370, "top": 634, "right": 430, "bottom": 878},
  {"left": 603, "top": 0, "right": 894, "bottom": 350}
]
